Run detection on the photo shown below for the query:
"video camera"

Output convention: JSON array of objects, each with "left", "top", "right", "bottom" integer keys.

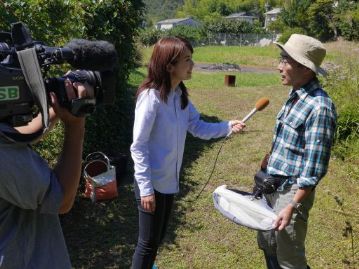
[{"left": 0, "top": 22, "right": 118, "bottom": 128}]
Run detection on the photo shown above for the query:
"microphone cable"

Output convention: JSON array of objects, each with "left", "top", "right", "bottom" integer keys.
[
  {"left": 185, "top": 134, "right": 232, "bottom": 206},
  {"left": 184, "top": 97, "right": 269, "bottom": 206},
  {"left": 192, "top": 135, "right": 230, "bottom": 202}
]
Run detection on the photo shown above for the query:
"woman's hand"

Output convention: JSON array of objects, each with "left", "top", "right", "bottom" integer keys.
[
  {"left": 229, "top": 120, "right": 246, "bottom": 134},
  {"left": 141, "top": 194, "right": 156, "bottom": 213}
]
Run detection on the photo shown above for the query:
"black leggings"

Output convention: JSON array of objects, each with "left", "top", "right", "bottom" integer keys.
[{"left": 132, "top": 186, "right": 174, "bottom": 269}]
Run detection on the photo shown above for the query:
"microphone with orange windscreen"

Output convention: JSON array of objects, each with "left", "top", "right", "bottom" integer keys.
[{"left": 241, "top": 97, "right": 270, "bottom": 123}]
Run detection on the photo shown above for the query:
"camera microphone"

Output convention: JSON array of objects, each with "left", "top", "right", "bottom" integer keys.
[
  {"left": 64, "top": 39, "right": 118, "bottom": 71},
  {"left": 241, "top": 97, "right": 270, "bottom": 123}
]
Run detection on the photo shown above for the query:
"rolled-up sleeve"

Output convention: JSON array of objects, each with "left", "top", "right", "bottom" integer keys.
[
  {"left": 187, "top": 102, "right": 230, "bottom": 139},
  {"left": 298, "top": 107, "right": 336, "bottom": 188},
  {"left": 130, "top": 90, "right": 159, "bottom": 196}
]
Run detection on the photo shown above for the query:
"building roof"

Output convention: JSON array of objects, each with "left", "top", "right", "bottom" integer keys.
[
  {"left": 156, "top": 17, "right": 193, "bottom": 25},
  {"left": 265, "top": 8, "right": 282, "bottom": 15},
  {"left": 225, "top": 12, "right": 257, "bottom": 19}
]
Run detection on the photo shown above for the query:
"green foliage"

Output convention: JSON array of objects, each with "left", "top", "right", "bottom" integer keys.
[
  {"left": 0, "top": 0, "right": 144, "bottom": 160},
  {"left": 204, "top": 18, "right": 265, "bottom": 35},
  {"left": 324, "top": 57, "right": 359, "bottom": 160},
  {"left": 138, "top": 28, "right": 163, "bottom": 47},
  {"left": 276, "top": 0, "right": 359, "bottom": 42},
  {"left": 278, "top": 0, "right": 313, "bottom": 32},
  {"left": 177, "top": 0, "right": 282, "bottom": 24},
  {"left": 167, "top": 25, "right": 204, "bottom": 45},
  {"left": 277, "top": 27, "right": 305, "bottom": 43},
  {"left": 138, "top": 17, "right": 267, "bottom": 47},
  {"left": 336, "top": 2, "right": 359, "bottom": 41},
  {"left": 33, "top": 123, "right": 64, "bottom": 167},
  {"left": 138, "top": 25, "right": 204, "bottom": 47},
  {"left": 75, "top": 0, "right": 144, "bottom": 156},
  {"left": 142, "top": 0, "right": 183, "bottom": 25},
  {"left": 0, "top": 0, "right": 85, "bottom": 45},
  {"left": 307, "top": 0, "right": 335, "bottom": 41}
]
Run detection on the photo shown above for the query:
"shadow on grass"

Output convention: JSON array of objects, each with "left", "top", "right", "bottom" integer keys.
[
  {"left": 163, "top": 115, "right": 224, "bottom": 252},
  {"left": 61, "top": 89, "right": 225, "bottom": 268},
  {"left": 60, "top": 172, "right": 138, "bottom": 269}
]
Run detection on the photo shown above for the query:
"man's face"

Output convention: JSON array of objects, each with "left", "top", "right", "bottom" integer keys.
[{"left": 277, "top": 52, "right": 308, "bottom": 89}]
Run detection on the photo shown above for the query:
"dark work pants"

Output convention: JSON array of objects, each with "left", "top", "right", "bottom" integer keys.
[{"left": 132, "top": 185, "right": 174, "bottom": 269}]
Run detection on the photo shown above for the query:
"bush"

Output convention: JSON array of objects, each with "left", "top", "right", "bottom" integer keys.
[
  {"left": 324, "top": 56, "right": 359, "bottom": 160},
  {"left": 77, "top": 0, "right": 144, "bottom": 156},
  {"left": 138, "top": 28, "right": 163, "bottom": 46},
  {"left": 277, "top": 27, "right": 306, "bottom": 43},
  {"left": 138, "top": 25, "right": 205, "bottom": 47},
  {"left": 167, "top": 25, "right": 204, "bottom": 45},
  {"left": 337, "top": 8, "right": 359, "bottom": 41},
  {"left": 0, "top": 0, "right": 144, "bottom": 161},
  {"left": 204, "top": 18, "right": 265, "bottom": 35}
]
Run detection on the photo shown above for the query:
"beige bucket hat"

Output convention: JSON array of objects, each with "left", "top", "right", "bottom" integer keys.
[{"left": 274, "top": 34, "right": 327, "bottom": 75}]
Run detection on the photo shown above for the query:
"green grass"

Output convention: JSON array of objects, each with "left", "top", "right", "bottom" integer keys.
[
  {"left": 140, "top": 43, "right": 342, "bottom": 68},
  {"left": 141, "top": 45, "right": 279, "bottom": 67},
  {"left": 63, "top": 42, "right": 359, "bottom": 269},
  {"left": 131, "top": 67, "right": 280, "bottom": 90}
]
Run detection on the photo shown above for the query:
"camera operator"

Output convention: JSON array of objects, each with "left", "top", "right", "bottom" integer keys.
[{"left": 0, "top": 79, "right": 93, "bottom": 269}]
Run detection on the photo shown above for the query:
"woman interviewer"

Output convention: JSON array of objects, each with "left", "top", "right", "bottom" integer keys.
[{"left": 130, "top": 36, "right": 245, "bottom": 269}]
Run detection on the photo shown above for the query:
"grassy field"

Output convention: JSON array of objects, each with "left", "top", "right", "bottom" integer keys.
[
  {"left": 141, "top": 43, "right": 341, "bottom": 68},
  {"left": 62, "top": 41, "right": 359, "bottom": 269}
]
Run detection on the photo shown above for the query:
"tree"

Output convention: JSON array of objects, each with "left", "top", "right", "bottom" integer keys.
[
  {"left": 273, "top": 0, "right": 359, "bottom": 41},
  {"left": 0, "top": 0, "right": 145, "bottom": 158},
  {"left": 177, "top": 0, "right": 282, "bottom": 24},
  {"left": 279, "top": 0, "right": 313, "bottom": 31},
  {"left": 335, "top": 0, "right": 359, "bottom": 41},
  {"left": 307, "top": 0, "right": 335, "bottom": 41},
  {"left": 0, "top": 0, "right": 85, "bottom": 45}
]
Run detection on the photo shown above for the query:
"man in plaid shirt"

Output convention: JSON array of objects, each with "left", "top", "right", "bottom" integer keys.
[{"left": 257, "top": 34, "right": 337, "bottom": 269}]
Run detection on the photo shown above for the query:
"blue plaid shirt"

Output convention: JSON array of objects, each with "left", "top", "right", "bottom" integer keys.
[{"left": 267, "top": 79, "right": 337, "bottom": 188}]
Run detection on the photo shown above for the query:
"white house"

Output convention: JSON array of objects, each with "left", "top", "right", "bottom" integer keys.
[
  {"left": 264, "top": 8, "right": 282, "bottom": 29},
  {"left": 225, "top": 12, "right": 258, "bottom": 24},
  {"left": 155, "top": 17, "right": 200, "bottom": 30}
]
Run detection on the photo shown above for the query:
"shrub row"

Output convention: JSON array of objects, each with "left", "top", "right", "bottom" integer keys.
[{"left": 138, "top": 19, "right": 265, "bottom": 46}]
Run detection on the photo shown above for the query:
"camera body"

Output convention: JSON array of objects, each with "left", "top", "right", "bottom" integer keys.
[{"left": 0, "top": 22, "right": 117, "bottom": 127}]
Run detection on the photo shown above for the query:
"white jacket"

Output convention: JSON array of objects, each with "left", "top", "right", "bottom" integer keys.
[{"left": 130, "top": 87, "right": 231, "bottom": 196}]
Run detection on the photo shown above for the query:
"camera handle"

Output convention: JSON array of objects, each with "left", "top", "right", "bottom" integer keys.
[{"left": 16, "top": 47, "right": 49, "bottom": 131}]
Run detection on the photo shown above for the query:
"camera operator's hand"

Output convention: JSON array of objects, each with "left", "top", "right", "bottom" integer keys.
[
  {"left": 52, "top": 79, "right": 94, "bottom": 213},
  {"left": 14, "top": 79, "right": 94, "bottom": 138},
  {"left": 50, "top": 79, "right": 94, "bottom": 125}
]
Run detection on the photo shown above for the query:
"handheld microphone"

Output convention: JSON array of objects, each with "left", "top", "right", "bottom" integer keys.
[
  {"left": 64, "top": 39, "right": 118, "bottom": 71},
  {"left": 241, "top": 97, "right": 270, "bottom": 123}
]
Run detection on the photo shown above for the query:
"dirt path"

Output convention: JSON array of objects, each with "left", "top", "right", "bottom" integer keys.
[{"left": 194, "top": 63, "right": 276, "bottom": 74}]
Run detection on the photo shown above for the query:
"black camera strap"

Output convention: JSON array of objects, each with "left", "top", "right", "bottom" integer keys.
[{"left": 16, "top": 47, "right": 49, "bottom": 131}]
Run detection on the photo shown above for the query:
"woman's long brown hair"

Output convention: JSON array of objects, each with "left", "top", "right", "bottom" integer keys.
[{"left": 136, "top": 36, "right": 193, "bottom": 109}]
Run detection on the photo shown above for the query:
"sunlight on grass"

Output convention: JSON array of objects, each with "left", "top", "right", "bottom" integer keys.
[
  {"left": 141, "top": 45, "right": 279, "bottom": 68},
  {"left": 140, "top": 42, "right": 351, "bottom": 68},
  {"left": 188, "top": 71, "right": 280, "bottom": 89},
  {"left": 128, "top": 67, "right": 280, "bottom": 90}
]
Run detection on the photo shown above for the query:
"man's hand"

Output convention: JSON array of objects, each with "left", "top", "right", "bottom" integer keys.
[
  {"left": 273, "top": 205, "right": 294, "bottom": 231},
  {"left": 273, "top": 187, "right": 312, "bottom": 231},
  {"left": 141, "top": 194, "right": 156, "bottom": 213}
]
